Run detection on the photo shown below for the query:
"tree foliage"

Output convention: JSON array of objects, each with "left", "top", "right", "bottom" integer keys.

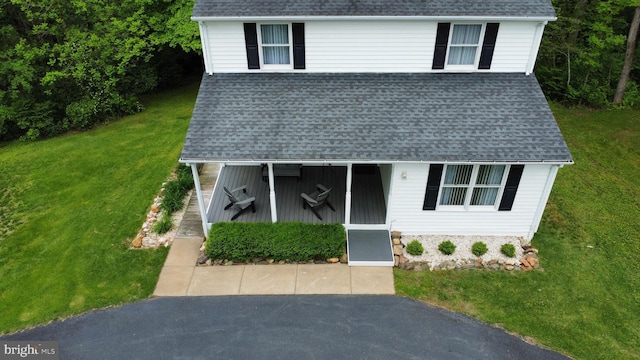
[
  {"left": 0, "top": 0, "right": 200, "bottom": 141},
  {"left": 537, "top": 0, "right": 640, "bottom": 107}
]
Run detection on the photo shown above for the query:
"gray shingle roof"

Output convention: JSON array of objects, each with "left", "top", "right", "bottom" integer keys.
[
  {"left": 180, "top": 72, "right": 572, "bottom": 163},
  {"left": 192, "top": 0, "right": 556, "bottom": 19}
]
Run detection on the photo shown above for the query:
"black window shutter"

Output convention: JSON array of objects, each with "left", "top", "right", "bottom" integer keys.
[
  {"left": 478, "top": 23, "right": 499, "bottom": 70},
  {"left": 499, "top": 165, "right": 524, "bottom": 211},
  {"left": 423, "top": 164, "right": 444, "bottom": 210},
  {"left": 292, "top": 23, "right": 305, "bottom": 69},
  {"left": 243, "top": 23, "right": 260, "bottom": 69},
  {"left": 432, "top": 23, "right": 451, "bottom": 70}
]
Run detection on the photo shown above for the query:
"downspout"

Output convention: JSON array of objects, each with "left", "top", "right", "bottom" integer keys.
[
  {"left": 199, "top": 22, "right": 213, "bottom": 75},
  {"left": 526, "top": 21, "right": 547, "bottom": 76},
  {"left": 189, "top": 163, "right": 210, "bottom": 237},
  {"left": 528, "top": 165, "right": 559, "bottom": 240}
]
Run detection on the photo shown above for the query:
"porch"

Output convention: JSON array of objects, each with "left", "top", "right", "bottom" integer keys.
[{"left": 206, "top": 165, "right": 387, "bottom": 225}]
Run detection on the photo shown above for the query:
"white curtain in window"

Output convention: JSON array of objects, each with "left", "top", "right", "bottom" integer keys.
[
  {"left": 261, "top": 25, "right": 290, "bottom": 64},
  {"left": 448, "top": 25, "right": 481, "bottom": 65}
]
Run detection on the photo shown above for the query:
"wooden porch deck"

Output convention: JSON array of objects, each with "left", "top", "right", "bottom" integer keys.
[{"left": 207, "top": 165, "right": 387, "bottom": 224}]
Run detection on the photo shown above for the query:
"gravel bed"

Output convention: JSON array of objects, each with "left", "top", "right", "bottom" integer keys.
[{"left": 402, "top": 235, "right": 526, "bottom": 265}]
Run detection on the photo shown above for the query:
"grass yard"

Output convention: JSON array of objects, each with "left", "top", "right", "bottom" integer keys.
[
  {"left": 0, "top": 81, "right": 199, "bottom": 334},
  {"left": 395, "top": 105, "right": 640, "bottom": 359}
]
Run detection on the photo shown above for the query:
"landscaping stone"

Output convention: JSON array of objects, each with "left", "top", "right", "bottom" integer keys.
[
  {"left": 197, "top": 255, "right": 209, "bottom": 265},
  {"left": 327, "top": 257, "right": 339, "bottom": 263},
  {"left": 132, "top": 234, "right": 143, "bottom": 248}
]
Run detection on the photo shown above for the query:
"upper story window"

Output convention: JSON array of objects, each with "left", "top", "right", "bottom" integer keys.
[
  {"left": 432, "top": 23, "right": 500, "bottom": 71},
  {"left": 259, "top": 24, "right": 292, "bottom": 67},
  {"left": 447, "top": 24, "right": 483, "bottom": 67},
  {"left": 244, "top": 23, "right": 305, "bottom": 71}
]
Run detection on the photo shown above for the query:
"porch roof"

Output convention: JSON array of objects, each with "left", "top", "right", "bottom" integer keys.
[{"left": 180, "top": 72, "right": 572, "bottom": 164}]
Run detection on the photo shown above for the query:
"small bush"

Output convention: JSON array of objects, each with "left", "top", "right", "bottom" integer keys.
[
  {"left": 176, "top": 164, "right": 194, "bottom": 192},
  {"left": 471, "top": 241, "right": 488, "bottom": 257},
  {"left": 161, "top": 180, "right": 185, "bottom": 213},
  {"left": 206, "top": 222, "right": 346, "bottom": 262},
  {"left": 152, "top": 211, "right": 173, "bottom": 234},
  {"left": 406, "top": 240, "right": 424, "bottom": 256},
  {"left": 438, "top": 240, "right": 456, "bottom": 255},
  {"left": 501, "top": 243, "right": 516, "bottom": 258}
]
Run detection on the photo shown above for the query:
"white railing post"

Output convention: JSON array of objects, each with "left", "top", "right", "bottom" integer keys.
[
  {"left": 267, "top": 163, "right": 278, "bottom": 222},
  {"left": 345, "top": 163, "right": 353, "bottom": 225}
]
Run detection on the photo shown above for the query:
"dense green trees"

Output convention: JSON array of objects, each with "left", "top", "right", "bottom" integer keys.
[
  {"left": 2, "top": 0, "right": 640, "bottom": 141},
  {"left": 0, "top": 0, "right": 200, "bottom": 141},
  {"left": 537, "top": 0, "right": 640, "bottom": 107}
]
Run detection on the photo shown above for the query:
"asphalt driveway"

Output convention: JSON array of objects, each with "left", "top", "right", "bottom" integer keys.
[{"left": 2, "top": 296, "right": 569, "bottom": 359}]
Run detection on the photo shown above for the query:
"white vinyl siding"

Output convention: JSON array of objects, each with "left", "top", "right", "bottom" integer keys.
[
  {"left": 204, "top": 22, "right": 250, "bottom": 73},
  {"left": 388, "top": 163, "right": 557, "bottom": 239},
  {"left": 490, "top": 22, "right": 538, "bottom": 72},
  {"left": 200, "top": 20, "right": 542, "bottom": 73},
  {"left": 305, "top": 21, "right": 434, "bottom": 72}
]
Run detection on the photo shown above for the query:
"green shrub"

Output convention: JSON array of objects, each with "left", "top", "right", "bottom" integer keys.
[
  {"left": 406, "top": 240, "right": 424, "bottom": 256},
  {"left": 176, "top": 164, "right": 194, "bottom": 192},
  {"left": 500, "top": 243, "right": 516, "bottom": 258},
  {"left": 161, "top": 180, "right": 185, "bottom": 213},
  {"left": 152, "top": 211, "right": 173, "bottom": 234},
  {"left": 206, "top": 222, "right": 346, "bottom": 262},
  {"left": 159, "top": 164, "right": 194, "bottom": 213},
  {"left": 438, "top": 240, "right": 456, "bottom": 255},
  {"left": 471, "top": 241, "right": 488, "bottom": 257}
]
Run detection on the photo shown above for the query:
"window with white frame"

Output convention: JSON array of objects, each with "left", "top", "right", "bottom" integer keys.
[
  {"left": 447, "top": 24, "right": 483, "bottom": 66},
  {"left": 259, "top": 24, "right": 292, "bottom": 67},
  {"left": 440, "top": 164, "right": 506, "bottom": 208}
]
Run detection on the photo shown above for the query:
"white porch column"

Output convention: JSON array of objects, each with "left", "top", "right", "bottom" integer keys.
[
  {"left": 267, "top": 163, "right": 278, "bottom": 223},
  {"left": 190, "top": 163, "right": 209, "bottom": 237},
  {"left": 345, "top": 163, "right": 353, "bottom": 225}
]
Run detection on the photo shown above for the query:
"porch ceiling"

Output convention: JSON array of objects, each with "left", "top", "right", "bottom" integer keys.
[{"left": 181, "top": 72, "right": 572, "bottom": 164}]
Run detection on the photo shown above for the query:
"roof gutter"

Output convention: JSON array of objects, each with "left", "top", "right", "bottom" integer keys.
[
  {"left": 191, "top": 15, "right": 557, "bottom": 22},
  {"left": 180, "top": 158, "right": 574, "bottom": 166}
]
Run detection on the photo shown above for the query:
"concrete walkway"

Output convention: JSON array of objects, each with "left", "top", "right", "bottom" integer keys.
[{"left": 153, "top": 163, "right": 395, "bottom": 297}]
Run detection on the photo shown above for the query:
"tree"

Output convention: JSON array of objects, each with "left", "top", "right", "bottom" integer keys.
[
  {"left": 613, "top": 2, "right": 640, "bottom": 105},
  {"left": 537, "top": 0, "right": 638, "bottom": 107},
  {"left": 0, "top": 0, "right": 201, "bottom": 141}
]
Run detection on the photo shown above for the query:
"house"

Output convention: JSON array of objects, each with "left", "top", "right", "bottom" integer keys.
[{"left": 179, "top": 0, "right": 573, "bottom": 266}]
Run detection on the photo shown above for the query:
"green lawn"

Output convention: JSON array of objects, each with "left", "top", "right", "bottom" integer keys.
[
  {"left": 395, "top": 105, "right": 640, "bottom": 359},
  {"left": 1, "top": 83, "right": 639, "bottom": 359},
  {"left": 0, "top": 82, "right": 199, "bottom": 334}
]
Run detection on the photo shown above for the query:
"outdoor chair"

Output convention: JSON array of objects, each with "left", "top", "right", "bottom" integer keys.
[
  {"left": 223, "top": 185, "right": 256, "bottom": 221},
  {"left": 301, "top": 184, "right": 335, "bottom": 220}
]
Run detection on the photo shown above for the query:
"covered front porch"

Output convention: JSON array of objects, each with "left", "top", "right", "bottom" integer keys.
[{"left": 206, "top": 164, "right": 388, "bottom": 226}]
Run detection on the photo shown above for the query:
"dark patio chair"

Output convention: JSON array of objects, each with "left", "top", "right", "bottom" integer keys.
[
  {"left": 301, "top": 184, "right": 335, "bottom": 220},
  {"left": 223, "top": 185, "right": 256, "bottom": 221}
]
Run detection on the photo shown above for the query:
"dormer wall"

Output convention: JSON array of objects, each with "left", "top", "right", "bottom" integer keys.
[{"left": 198, "top": 19, "right": 547, "bottom": 75}]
